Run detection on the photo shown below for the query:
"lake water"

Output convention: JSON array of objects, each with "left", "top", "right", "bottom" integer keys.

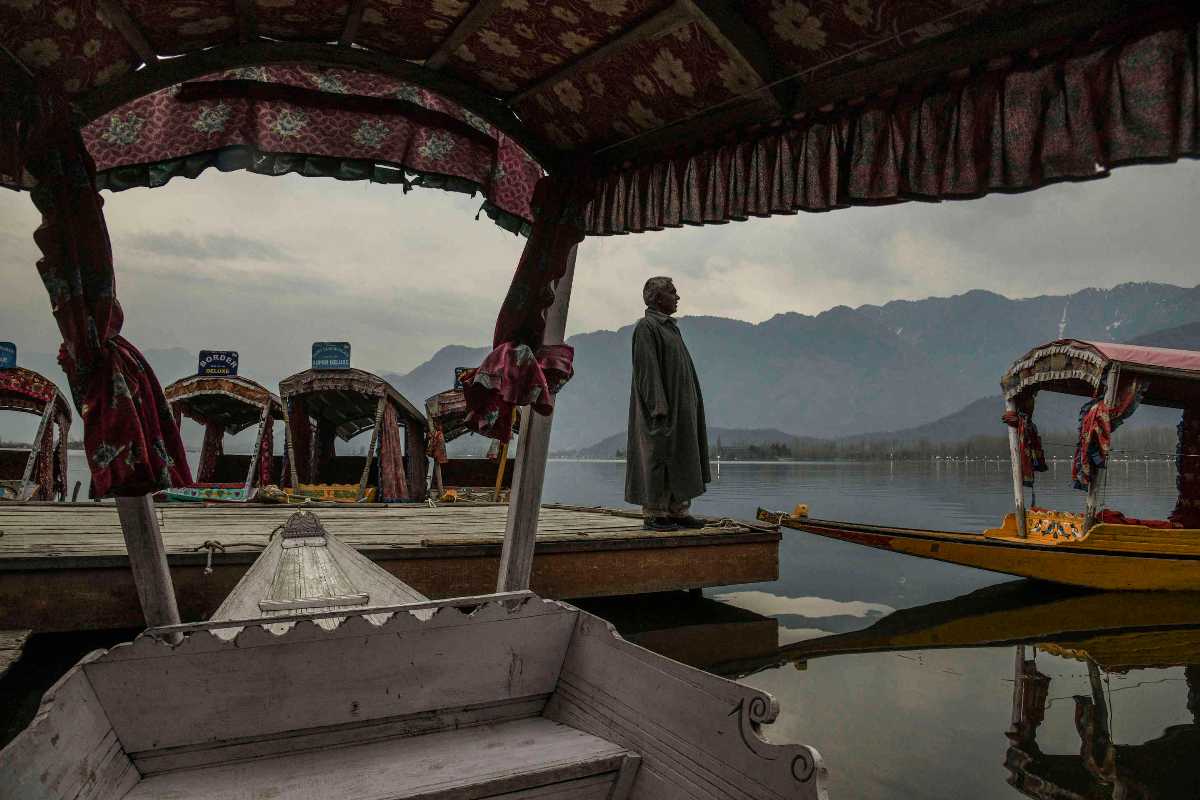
[{"left": 14, "top": 455, "right": 1199, "bottom": 798}]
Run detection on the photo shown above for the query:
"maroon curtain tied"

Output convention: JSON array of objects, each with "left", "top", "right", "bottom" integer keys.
[
  {"left": 462, "top": 175, "right": 587, "bottom": 442},
  {"left": 196, "top": 421, "right": 225, "bottom": 483},
  {"left": 584, "top": 18, "right": 1200, "bottom": 235},
  {"left": 21, "top": 91, "right": 190, "bottom": 497},
  {"left": 288, "top": 398, "right": 312, "bottom": 484},
  {"left": 377, "top": 402, "right": 409, "bottom": 501},
  {"left": 258, "top": 421, "right": 275, "bottom": 488}
]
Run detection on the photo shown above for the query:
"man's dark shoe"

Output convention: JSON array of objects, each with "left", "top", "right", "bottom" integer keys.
[
  {"left": 670, "top": 514, "right": 707, "bottom": 529},
  {"left": 643, "top": 516, "right": 681, "bottom": 531}
]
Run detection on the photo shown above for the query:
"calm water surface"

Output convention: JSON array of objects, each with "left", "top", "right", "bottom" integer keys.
[
  {"left": 18, "top": 455, "right": 1199, "bottom": 798},
  {"left": 547, "top": 458, "right": 1197, "bottom": 800}
]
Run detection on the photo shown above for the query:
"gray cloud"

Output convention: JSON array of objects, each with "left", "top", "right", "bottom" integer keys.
[
  {"left": 122, "top": 231, "right": 290, "bottom": 262},
  {"left": 2, "top": 160, "right": 1199, "bottom": 380}
]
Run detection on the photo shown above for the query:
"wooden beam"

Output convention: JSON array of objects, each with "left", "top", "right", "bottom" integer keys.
[
  {"left": 236, "top": 0, "right": 257, "bottom": 43},
  {"left": 96, "top": 0, "right": 157, "bottom": 66},
  {"left": 496, "top": 245, "right": 579, "bottom": 592},
  {"left": 425, "top": 0, "right": 504, "bottom": 70},
  {"left": 788, "top": 0, "right": 1146, "bottom": 114},
  {"left": 339, "top": 0, "right": 368, "bottom": 47},
  {"left": 595, "top": 0, "right": 1146, "bottom": 164},
  {"left": 1085, "top": 365, "right": 1120, "bottom": 532},
  {"left": 511, "top": 1, "right": 693, "bottom": 106},
  {"left": 1004, "top": 398, "right": 1027, "bottom": 538},
  {"left": 679, "top": 0, "right": 784, "bottom": 108},
  {"left": 75, "top": 41, "right": 561, "bottom": 172},
  {"left": 115, "top": 494, "right": 182, "bottom": 641}
]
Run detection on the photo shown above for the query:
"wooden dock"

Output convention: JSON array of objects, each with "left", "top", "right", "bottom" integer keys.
[{"left": 0, "top": 503, "right": 778, "bottom": 632}]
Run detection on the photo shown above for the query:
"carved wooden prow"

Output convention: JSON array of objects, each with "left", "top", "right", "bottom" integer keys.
[{"left": 211, "top": 509, "right": 427, "bottom": 623}]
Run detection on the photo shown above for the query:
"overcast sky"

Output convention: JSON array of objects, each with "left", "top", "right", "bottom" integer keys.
[{"left": 2, "top": 160, "right": 1198, "bottom": 376}]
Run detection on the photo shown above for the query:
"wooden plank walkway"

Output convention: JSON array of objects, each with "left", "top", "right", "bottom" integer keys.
[
  {"left": 0, "top": 503, "right": 779, "bottom": 632},
  {"left": 0, "top": 630, "right": 29, "bottom": 680}
]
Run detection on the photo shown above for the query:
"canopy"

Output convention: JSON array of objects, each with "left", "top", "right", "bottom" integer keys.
[
  {"left": 2, "top": 1, "right": 1196, "bottom": 225},
  {"left": 279, "top": 368, "right": 423, "bottom": 439},
  {"left": 0, "top": 366, "right": 72, "bottom": 501},
  {"left": 1002, "top": 338, "right": 1200, "bottom": 408},
  {"left": 164, "top": 375, "right": 283, "bottom": 435},
  {"left": 0, "top": 366, "right": 72, "bottom": 422}
]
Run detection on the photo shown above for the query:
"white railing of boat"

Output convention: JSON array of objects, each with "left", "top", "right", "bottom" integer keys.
[{"left": 143, "top": 589, "right": 538, "bottom": 638}]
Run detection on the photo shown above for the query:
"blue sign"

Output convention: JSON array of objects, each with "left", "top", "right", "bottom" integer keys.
[
  {"left": 454, "top": 367, "right": 472, "bottom": 390},
  {"left": 312, "top": 342, "right": 351, "bottom": 370},
  {"left": 198, "top": 350, "right": 239, "bottom": 376},
  {"left": 0, "top": 342, "right": 15, "bottom": 370}
]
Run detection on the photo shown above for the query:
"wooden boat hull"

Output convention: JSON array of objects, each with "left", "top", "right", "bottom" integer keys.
[{"left": 759, "top": 509, "right": 1200, "bottom": 591}]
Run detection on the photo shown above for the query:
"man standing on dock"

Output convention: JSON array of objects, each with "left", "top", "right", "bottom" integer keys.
[{"left": 625, "top": 277, "right": 711, "bottom": 531}]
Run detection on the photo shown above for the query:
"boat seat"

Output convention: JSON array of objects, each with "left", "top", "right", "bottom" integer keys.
[{"left": 124, "top": 717, "right": 636, "bottom": 800}]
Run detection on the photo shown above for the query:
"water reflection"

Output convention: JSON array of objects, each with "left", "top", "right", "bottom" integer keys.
[
  {"left": 1008, "top": 646, "right": 1199, "bottom": 799},
  {"left": 593, "top": 583, "right": 1200, "bottom": 799}
]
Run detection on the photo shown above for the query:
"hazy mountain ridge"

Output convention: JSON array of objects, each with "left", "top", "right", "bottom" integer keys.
[
  {"left": 389, "top": 282, "right": 1200, "bottom": 450},
  {"left": 6, "top": 284, "right": 1197, "bottom": 453}
]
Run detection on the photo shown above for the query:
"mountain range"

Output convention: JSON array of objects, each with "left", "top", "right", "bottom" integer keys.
[
  {"left": 385, "top": 282, "right": 1200, "bottom": 451},
  {"left": 4, "top": 283, "right": 1198, "bottom": 453}
]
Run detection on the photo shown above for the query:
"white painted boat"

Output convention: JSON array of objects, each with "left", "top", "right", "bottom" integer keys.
[{"left": 0, "top": 510, "right": 827, "bottom": 799}]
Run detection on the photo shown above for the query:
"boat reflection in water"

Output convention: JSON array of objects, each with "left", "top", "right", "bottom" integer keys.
[{"left": 593, "top": 582, "right": 1200, "bottom": 798}]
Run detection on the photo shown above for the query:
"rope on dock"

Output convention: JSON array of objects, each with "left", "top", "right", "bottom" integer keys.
[{"left": 190, "top": 538, "right": 270, "bottom": 574}]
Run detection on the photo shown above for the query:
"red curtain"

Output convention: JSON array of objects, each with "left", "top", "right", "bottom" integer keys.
[
  {"left": 196, "top": 421, "right": 225, "bottom": 483},
  {"left": 288, "top": 397, "right": 312, "bottom": 484},
  {"left": 258, "top": 420, "right": 275, "bottom": 487},
  {"left": 22, "top": 93, "right": 190, "bottom": 497},
  {"left": 31, "top": 418, "right": 55, "bottom": 501},
  {"left": 315, "top": 418, "right": 337, "bottom": 483},
  {"left": 1173, "top": 408, "right": 1200, "bottom": 528},
  {"left": 377, "top": 402, "right": 409, "bottom": 501},
  {"left": 586, "top": 19, "right": 1200, "bottom": 235},
  {"left": 462, "top": 175, "right": 586, "bottom": 441}
]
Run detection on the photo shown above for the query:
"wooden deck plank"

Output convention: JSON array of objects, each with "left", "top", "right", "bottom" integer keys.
[
  {"left": 0, "top": 629, "right": 29, "bottom": 679},
  {"left": 0, "top": 504, "right": 779, "bottom": 631}
]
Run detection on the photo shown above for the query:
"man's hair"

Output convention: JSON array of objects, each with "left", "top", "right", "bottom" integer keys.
[{"left": 643, "top": 276, "right": 673, "bottom": 306}]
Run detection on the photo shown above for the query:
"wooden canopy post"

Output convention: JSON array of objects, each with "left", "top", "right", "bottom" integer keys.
[
  {"left": 356, "top": 396, "right": 387, "bottom": 502},
  {"left": 1004, "top": 398, "right": 1027, "bottom": 539},
  {"left": 496, "top": 245, "right": 578, "bottom": 592},
  {"left": 405, "top": 419, "right": 428, "bottom": 500},
  {"left": 1085, "top": 365, "right": 1120, "bottom": 532},
  {"left": 16, "top": 401, "right": 54, "bottom": 501},
  {"left": 493, "top": 408, "right": 518, "bottom": 501},
  {"left": 282, "top": 397, "right": 301, "bottom": 488},
  {"left": 115, "top": 494, "right": 182, "bottom": 642},
  {"left": 243, "top": 403, "right": 271, "bottom": 493}
]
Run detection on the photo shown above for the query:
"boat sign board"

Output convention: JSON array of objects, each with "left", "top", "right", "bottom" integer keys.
[
  {"left": 198, "top": 350, "right": 239, "bottom": 377},
  {"left": 313, "top": 342, "right": 351, "bottom": 370},
  {"left": 0, "top": 342, "right": 14, "bottom": 370}
]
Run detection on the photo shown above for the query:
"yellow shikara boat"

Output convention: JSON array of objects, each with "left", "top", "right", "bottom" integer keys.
[{"left": 761, "top": 338, "right": 1200, "bottom": 591}]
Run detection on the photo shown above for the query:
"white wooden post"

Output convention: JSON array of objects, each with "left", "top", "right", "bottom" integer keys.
[
  {"left": 243, "top": 404, "right": 272, "bottom": 493},
  {"left": 1004, "top": 398, "right": 1027, "bottom": 538},
  {"left": 16, "top": 402, "right": 54, "bottom": 501},
  {"left": 115, "top": 494, "right": 182, "bottom": 641},
  {"left": 496, "top": 245, "right": 578, "bottom": 592},
  {"left": 356, "top": 397, "right": 387, "bottom": 502},
  {"left": 282, "top": 398, "right": 301, "bottom": 487},
  {"left": 1084, "top": 365, "right": 1120, "bottom": 532}
]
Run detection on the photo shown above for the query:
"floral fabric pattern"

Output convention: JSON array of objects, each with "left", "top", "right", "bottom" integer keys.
[
  {"left": 463, "top": 343, "right": 575, "bottom": 442},
  {"left": 80, "top": 65, "right": 543, "bottom": 230},
  {"left": 22, "top": 92, "right": 190, "bottom": 497},
  {"left": 585, "top": 22, "right": 1200, "bottom": 234}
]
